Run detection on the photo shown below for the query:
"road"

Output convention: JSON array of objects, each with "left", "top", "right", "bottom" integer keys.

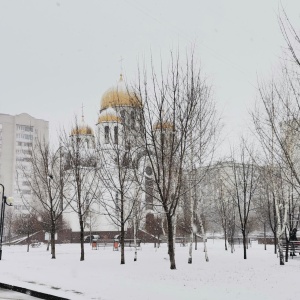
[{"left": 0, "top": 288, "right": 38, "bottom": 299}]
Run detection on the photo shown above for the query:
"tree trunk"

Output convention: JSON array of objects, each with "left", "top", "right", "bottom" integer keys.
[
  {"left": 278, "top": 240, "right": 285, "bottom": 265},
  {"left": 27, "top": 230, "right": 30, "bottom": 253},
  {"left": 51, "top": 222, "right": 56, "bottom": 259},
  {"left": 79, "top": 216, "right": 84, "bottom": 261},
  {"left": 273, "top": 230, "right": 277, "bottom": 254},
  {"left": 120, "top": 221, "right": 125, "bottom": 265},
  {"left": 173, "top": 213, "right": 178, "bottom": 251},
  {"left": 224, "top": 223, "right": 228, "bottom": 251},
  {"left": 275, "top": 199, "right": 287, "bottom": 265},
  {"left": 285, "top": 228, "right": 290, "bottom": 262},
  {"left": 188, "top": 197, "right": 194, "bottom": 264},
  {"left": 166, "top": 215, "right": 176, "bottom": 269},
  {"left": 188, "top": 232, "right": 193, "bottom": 264},
  {"left": 285, "top": 239, "right": 289, "bottom": 263},
  {"left": 120, "top": 194, "right": 125, "bottom": 265},
  {"left": 272, "top": 198, "right": 277, "bottom": 254},
  {"left": 242, "top": 230, "right": 247, "bottom": 259},
  {"left": 133, "top": 217, "right": 137, "bottom": 262},
  {"left": 264, "top": 222, "right": 267, "bottom": 250},
  {"left": 198, "top": 213, "right": 209, "bottom": 262}
]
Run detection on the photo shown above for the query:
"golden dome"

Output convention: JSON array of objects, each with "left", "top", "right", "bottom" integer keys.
[
  {"left": 100, "top": 75, "right": 142, "bottom": 110},
  {"left": 153, "top": 121, "right": 174, "bottom": 131},
  {"left": 71, "top": 125, "right": 94, "bottom": 136}
]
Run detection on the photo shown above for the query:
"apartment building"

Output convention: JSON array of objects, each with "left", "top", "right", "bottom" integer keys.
[{"left": 0, "top": 113, "right": 49, "bottom": 212}]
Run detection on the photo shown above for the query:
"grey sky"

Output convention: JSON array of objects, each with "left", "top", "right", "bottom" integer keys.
[{"left": 0, "top": 0, "right": 299, "bottom": 149}]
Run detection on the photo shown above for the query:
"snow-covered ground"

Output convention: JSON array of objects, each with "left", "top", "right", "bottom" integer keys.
[{"left": 0, "top": 239, "right": 298, "bottom": 300}]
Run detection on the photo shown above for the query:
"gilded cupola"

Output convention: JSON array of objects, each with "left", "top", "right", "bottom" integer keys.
[
  {"left": 100, "top": 74, "right": 142, "bottom": 111},
  {"left": 70, "top": 125, "right": 94, "bottom": 136},
  {"left": 70, "top": 106, "right": 94, "bottom": 136}
]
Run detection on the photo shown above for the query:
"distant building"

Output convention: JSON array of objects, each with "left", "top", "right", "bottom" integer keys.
[{"left": 0, "top": 113, "right": 49, "bottom": 213}]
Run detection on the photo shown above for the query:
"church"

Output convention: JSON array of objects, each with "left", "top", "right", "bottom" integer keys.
[{"left": 62, "top": 75, "right": 160, "bottom": 243}]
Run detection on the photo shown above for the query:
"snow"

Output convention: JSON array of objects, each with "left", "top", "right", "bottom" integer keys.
[{"left": 0, "top": 240, "right": 298, "bottom": 300}]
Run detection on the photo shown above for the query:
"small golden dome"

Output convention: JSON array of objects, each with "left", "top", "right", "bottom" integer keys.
[
  {"left": 153, "top": 121, "right": 174, "bottom": 131},
  {"left": 100, "top": 75, "right": 142, "bottom": 110},
  {"left": 71, "top": 125, "right": 94, "bottom": 136}
]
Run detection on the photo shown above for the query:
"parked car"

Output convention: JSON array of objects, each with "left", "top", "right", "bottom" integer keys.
[{"left": 84, "top": 235, "right": 100, "bottom": 243}]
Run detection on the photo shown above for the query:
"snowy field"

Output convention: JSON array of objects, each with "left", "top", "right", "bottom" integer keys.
[{"left": 0, "top": 239, "right": 298, "bottom": 300}]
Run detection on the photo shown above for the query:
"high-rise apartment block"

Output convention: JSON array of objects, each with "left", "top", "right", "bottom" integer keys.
[{"left": 0, "top": 113, "right": 49, "bottom": 212}]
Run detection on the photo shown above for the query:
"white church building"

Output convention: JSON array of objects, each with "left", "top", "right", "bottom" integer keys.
[{"left": 62, "top": 75, "right": 158, "bottom": 242}]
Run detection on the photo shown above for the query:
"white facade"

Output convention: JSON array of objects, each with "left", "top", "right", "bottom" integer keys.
[{"left": 0, "top": 113, "right": 49, "bottom": 212}]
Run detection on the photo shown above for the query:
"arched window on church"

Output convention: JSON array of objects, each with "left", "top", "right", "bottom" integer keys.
[
  {"left": 114, "top": 126, "right": 118, "bottom": 144},
  {"left": 86, "top": 139, "right": 89, "bottom": 149},
  {"left": 131, "top": 111, "right": 135, "bottom": 130},
  {"left": 161, "top": 132, "right": 165, "bottom": 146},
  {"left": 120, "top": 110, "right": 126, "bottom": 124},
  {"left": 104, "top": 126, "right": 109, "bottom": 144},
  {"left": 145, "top": 169, "right": 153, "bottom": 210}
]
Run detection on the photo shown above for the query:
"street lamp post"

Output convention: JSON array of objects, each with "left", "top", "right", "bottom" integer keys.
[{"left": 0, "top": 184, "right": 13, "bottom": 260}]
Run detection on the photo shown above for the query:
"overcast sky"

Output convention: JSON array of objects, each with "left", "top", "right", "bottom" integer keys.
[{"left": 0, "top": 0, "right": 299, "bottom": 151}]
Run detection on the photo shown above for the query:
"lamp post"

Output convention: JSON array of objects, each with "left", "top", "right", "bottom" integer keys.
[
  {"left": 47, "top": 174, "right": 53, "bottom": 252},
  {"left": 0, "top": 183, "right": 13, "bottom": 260}
]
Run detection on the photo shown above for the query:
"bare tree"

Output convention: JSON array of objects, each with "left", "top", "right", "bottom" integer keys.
[
  {"left": 252, "top": 74, "right": 300, "bottom": 265},
  {"left": 209, "top": 163, "right": 237, "bottom": 253},
  {"left": 229, "top": 142, "right": 260, "bottom": 259},
  {"left": 212, "top": 166, "right": 236, "bottom": 251},
  {"left": 253, "top": 167, "right": 272, "bottom": 251},
  {"left": 17, "top": 139, "right": 70, "bottom": 259},
  {"left": 13, "top": 212, "right": 42, "bottom": 252},
  {"left": 61, "top": 120, "right": 100, "bottom": 261},
  {"left": 278, "top": 8, "right": 300, "bottom": 68},
  {"left": 96, "top": 112, "right": 142, "bottom": 265},
  {"left": 227, "top": 203, "right": 236, "bottom": 253},
  {"left": 256, "top": 165, "right": 279, "bottom": 253},
  {"left": 134, "top": 52, "right": 219, "bottom": 269},
  {"left": 4, "top": 208, "right": 14, "bottom": 246}
]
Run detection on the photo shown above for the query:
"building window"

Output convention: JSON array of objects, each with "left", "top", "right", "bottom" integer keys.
[
  {"left": 145, "top": 166, "right": 152, "bottom": 176},
  {"left": 104, "top": 126, "right": 109, "bottom": 144},
  {"left": 16, "top": 125, "right": 33, "bottom": 132},
  {"left": 114, "top": 126, "right": 118, "bottom": 144},
  {"left": 23, "top": 142, "right": 32, "bottom": 147},
  {"left": 16, "top": 133, "right": 33, "bottom": 140}
]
